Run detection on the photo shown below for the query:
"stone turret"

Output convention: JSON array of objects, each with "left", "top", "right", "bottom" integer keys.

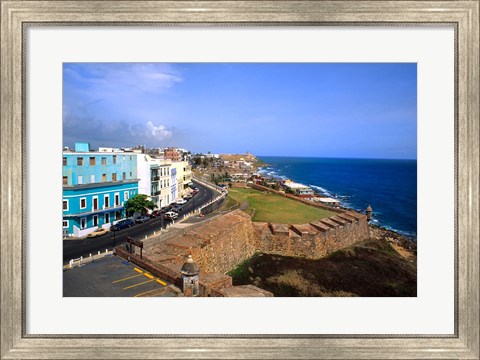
[
  {"left": 181, "top": 255, "right": 199, "bottom": 297},
  {"left": 366, "top": 205, "right": 373, "bottom": 222}
]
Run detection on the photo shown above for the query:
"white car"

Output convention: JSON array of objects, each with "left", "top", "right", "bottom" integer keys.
[
  {"left": 164, "top": 211, "right": 179, "bottom": 220},
  {"left": 176, "top": 199, "right": 187, "bottom": 205}
]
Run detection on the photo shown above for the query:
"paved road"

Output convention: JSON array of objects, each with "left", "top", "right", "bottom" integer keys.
[
  {"left": 63, "top": 180, "right": 217, "bottom": 263},
  {"left": 63, "top": 255, "right": 179, "bottom": 297}
]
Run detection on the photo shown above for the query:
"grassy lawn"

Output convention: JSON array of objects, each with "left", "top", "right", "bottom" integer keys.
[{"left": 228, "top": 187, "right": 335, "bottom": 224}]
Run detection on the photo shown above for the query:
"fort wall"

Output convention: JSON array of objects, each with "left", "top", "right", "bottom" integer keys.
[
  {"left": 253, "top": 210, "right": 369, "bottom": 259},
  {"left": 115, "top": 192, "right": 369, "bottom": 296}
]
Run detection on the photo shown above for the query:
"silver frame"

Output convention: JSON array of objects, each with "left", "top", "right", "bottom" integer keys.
[{"left": 1, "top": 1, "right": 478, "bottom": 359}]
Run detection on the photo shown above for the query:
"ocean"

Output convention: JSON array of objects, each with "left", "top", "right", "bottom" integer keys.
[{"left": 257, "top": 156, "right": 417, "bottom": 239}]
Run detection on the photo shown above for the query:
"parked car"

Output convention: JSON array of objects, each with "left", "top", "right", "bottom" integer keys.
[
  {"left": 161, "top": 206, "right": 172, "bottom": 213},
  {"left": 171, "top": 204, "right": 183, "bottom": 212},
  {"left": 110, "top": 218, "right": 135, "bottom": 231},
  {"left": 164, "top": 211, "right": 179, "bottom": 220},
  {"left": 87, "top": 227, "right": 108, "bottom": 238},
  {"left": 134, "top": 215, "right": 150, "bottom": 224},
  {"left": 176, "top": 199, "right": 187, "bottom": 205},
  {"left": 149, "top": 210, "right": 162, "bottom": 218}
]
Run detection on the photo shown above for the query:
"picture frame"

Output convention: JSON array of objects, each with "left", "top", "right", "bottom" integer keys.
[{"left": 1, "top": 1, "right": 478, "bottom": 358}]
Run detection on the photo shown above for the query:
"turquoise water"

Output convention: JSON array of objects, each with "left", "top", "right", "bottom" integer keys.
[{"left": 258, "top": 156, "right": 417, "bottom": 239}]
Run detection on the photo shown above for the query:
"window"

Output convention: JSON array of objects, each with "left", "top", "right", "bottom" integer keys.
[
  {"left": 124, "top": 191, "right": 129, "bottom": 201},
  {"left": 113, "top": 155, "right": 117, "bottom": 164},
  {"left": 80, "top": 198, "right": 86, "bottom": 209},
  {"left": 122, "top": 172, "right": 126, "bottom": 180},
  {"left": 89, "top": 157, "right": 96, "bottom": 165},
  {"left": 112, "top": 173, "right": 117, "bottom": 181},
  {"left": 104, "top": 195, "right": 110, "bottom": 208},
  {"left": 77, "top": 176, "right": 83, "bottom": 184},
  {"left": 130, "top": 172, "right": 132, "bottom": 177},
  {"left": 104, "top": 213, "right": 110, "bottom": 224},
  {"left": 101, "top": 157, "right": 107, "bottom": 165},
  {"left": 102, "top": 174, "right": 107, "bottom": 182},
  {"left": 90, "top": 175, "right": 95, "bottom": 183},
  {"left": 63, "top": 200, "right": 68, "bottom": 211},
  {"left": 63, "top": 176, "right": 68, "bottom": 185},
  {"left": 115, "top": 193, "right": 120, "bottom": 206},
  {"left": 77, "top": 157, "right": 83, "bottom": 166},
  {"left": 115, "top": 211, "right": 121, "bottom": 220},
  {"left": 93, "top": 197, "right": 98, "bottom": 211},
  {"left": 93, "top": 215, "right": 98, "bottom": 227},
  {"left": 80, "top": 218, "right": 86, "bottom": 229},
  {"left": 63, "top": 157, "right": 67, "bottom": 166},
  {"left": 63, "top": 220, "right": 69, "bottom": 228}
]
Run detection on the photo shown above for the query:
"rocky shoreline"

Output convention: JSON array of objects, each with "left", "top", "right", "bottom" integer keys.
[{"left": 369, "top": 224, "right": 417, "bottom": 260}]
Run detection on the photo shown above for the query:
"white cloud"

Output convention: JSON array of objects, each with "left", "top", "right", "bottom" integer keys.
[{"left": 146, "top": 121, "right": 172, "bottom": 140}]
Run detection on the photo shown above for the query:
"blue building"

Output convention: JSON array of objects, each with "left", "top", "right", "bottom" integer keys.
[{"left": 62, "top": 143, "right": 139, "bottom": 238}]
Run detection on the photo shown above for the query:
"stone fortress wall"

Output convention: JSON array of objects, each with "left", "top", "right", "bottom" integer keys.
[
  {"left": 254, "top": 210, "right": 369, "bottom": 259},
  {"left": 116, "top": 186, "right": 370, "bottom": 296}
]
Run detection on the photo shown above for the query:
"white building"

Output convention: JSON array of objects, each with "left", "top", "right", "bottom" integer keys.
[
  {"left": 159, "top": 160, "right": 172, "bottom": 207},
  {"left": 283, "top": 180, "right": 315, "bottom": 195},
  {"left": 135, "top": 154, "right": 173, "bottom": 209}
]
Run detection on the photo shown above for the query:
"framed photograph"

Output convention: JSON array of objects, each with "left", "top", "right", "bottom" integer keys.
[{"left": 1, "top": 1, "right": 479, "bottom": 358}]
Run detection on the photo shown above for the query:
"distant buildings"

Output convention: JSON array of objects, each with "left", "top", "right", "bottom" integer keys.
[
  {"left": 283, "top": 180, "right": 315, "bottom": 196},
  {"left": 63, "top": 143, "right": 193, "bottom": 238},
  {"left": 164, "top": 147, "right": 183, "bottom": 162}
]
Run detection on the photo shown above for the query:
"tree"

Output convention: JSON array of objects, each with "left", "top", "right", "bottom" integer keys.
[
  {"left": 124, "top": 194, "right": 156, "bottom": 216},
  {"left": 193, "top": 156, "right": 202, "bottom": 166}
]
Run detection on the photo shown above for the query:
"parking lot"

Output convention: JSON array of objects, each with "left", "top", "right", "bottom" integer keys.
[{"left": 63, "top": 255, "right": 181, "bottom": 297}]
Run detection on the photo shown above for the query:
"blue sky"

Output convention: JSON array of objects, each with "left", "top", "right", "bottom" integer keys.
[{"left": 63, "top": 63, "right": 417, "bottom": 159}]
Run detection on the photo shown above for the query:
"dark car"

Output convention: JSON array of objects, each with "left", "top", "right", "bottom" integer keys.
[
  {"left": 149, "top": 210, "right": 162, "bottom": 218},
  {"left": 110, "top": 218, "right": 135, "bottom": 231},
  {"left": 171, "top": 204, "right": 183, "bottom": 212},
  {"left": 135, "top": 216, "right": 150, "bottom": 224},
  {"left": 161, "top": 206, "right": 171, "bottom": 213}
]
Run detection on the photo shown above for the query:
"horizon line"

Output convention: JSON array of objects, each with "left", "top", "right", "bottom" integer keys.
[{"left": 255, "top": 155, "right": 417, "bottom": 161}]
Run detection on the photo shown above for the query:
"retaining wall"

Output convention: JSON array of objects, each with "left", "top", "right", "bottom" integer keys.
[{"left": 253, "top": 211, "right": 369, "bottom": 259}]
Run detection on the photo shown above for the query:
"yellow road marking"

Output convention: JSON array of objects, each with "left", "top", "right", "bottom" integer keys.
[
  {"left": 123, "top": 279, "right": 154, "bottom": 290},
  {"left": 143, "top": 273, "right": 154, "bottom": 279},
  {"left": 112, "top": 273, "right": 143, "bottom": 283},
  {"left": 156, "top": 279, "right": 167, "bottom": 286},
  {"left": 133, "top": 268, "right": 143, "bottom": 274},
  {"left": 134, "top": 288, "right": 162, "bottom": 297}
]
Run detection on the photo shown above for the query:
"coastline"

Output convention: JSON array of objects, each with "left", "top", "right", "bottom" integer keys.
[
  {"left": 369, "top": 224, "right": 417, "bottom": 260},
  {"left": 255, "top": 157, "right": 417, "bottom": 242}
]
